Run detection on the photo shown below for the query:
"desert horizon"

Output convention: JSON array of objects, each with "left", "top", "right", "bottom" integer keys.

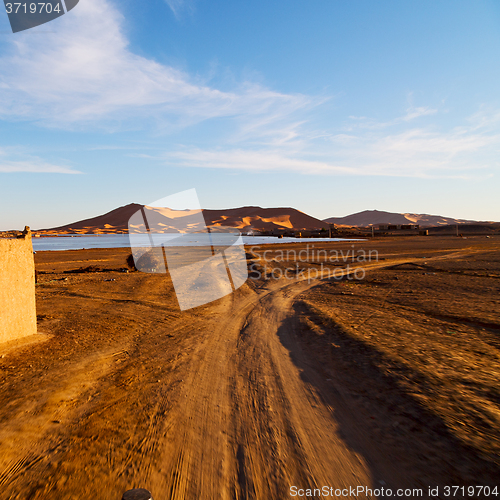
[{"left": 10, "top": 203, "right": 497, "bottom": 236}]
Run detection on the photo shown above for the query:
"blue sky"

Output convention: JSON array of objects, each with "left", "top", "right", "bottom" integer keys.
[{"left": 0, "top": 0, "right": 499, "bottom": 230}]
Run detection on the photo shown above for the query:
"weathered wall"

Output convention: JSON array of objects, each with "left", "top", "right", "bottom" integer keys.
[{"left": 0, "top": 228, "right": 37, "bottom": 343}]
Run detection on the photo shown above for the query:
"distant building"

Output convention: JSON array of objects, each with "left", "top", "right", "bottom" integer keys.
[
  {"left": 297, "top": 230, "right": 313, "bottom": 238},
  {"left": 377, "top": 223, "right": 419, "bottom": 231}
]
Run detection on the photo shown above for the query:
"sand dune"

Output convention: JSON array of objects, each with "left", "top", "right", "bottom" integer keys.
[
  {"left": 38, "top": 204, "right": 326, "bottom": 234},
  {"left": 203, "top": 206, "right": 323, "bottom": 232},
  {"left": 37, "top": 205, "right": 494, "bottom": 235},
  {"left": 323, "top": 209, "right": 488, "bottom": 227}
]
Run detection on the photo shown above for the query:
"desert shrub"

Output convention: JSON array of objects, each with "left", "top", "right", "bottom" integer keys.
[{"left": 126, "top": 253, "right": 137, "bottom": 271}]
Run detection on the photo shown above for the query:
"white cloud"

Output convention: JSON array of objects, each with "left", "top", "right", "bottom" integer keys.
[
  {"left": 352, "top": 131, "right": 499, "bottom": 178},
  {"left": 347, "top": 106, "right": 438, "bottom": 131},
  {"left": 162, "top": 110, "right": 500, "bottom": 179},
  {"left": 163, "top": 0, "right": 193, "bottom": 17},
  {"left": 0, "top": 147, "right": 80, "bottom": 173},
  {"left": 0, "top": 0, "right": 497, "bottom": 181},
  {"left": 164, "top": 148, "right": 352, "bottom": 175},
  {"left": 0, "top": 160, "right": 81, "bottom": 174},
  {"left": 467, "top": 106, "right": 500, "bottom": 131},
  {"left": 0, "top": 0, "right": 311, "bottom": 130},
  {"left": 402, "top": 106, "right": 438, "bottom": 121}
]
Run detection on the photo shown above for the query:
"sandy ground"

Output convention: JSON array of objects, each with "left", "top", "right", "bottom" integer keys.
[{"left": 0, "top": 236, "right": 499, "bottom": 499}]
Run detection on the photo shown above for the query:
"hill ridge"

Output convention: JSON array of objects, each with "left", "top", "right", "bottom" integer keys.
[
  {"left": 38, "top": 203, "right": 327, "bottom": 234},
  {"left": 323, "top": 209, "right": 492, "bottom": 228}
]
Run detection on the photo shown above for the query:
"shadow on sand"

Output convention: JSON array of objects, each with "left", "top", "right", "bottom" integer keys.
[{"left": 275, "top": 299, "right": 499, "bottom": 493}]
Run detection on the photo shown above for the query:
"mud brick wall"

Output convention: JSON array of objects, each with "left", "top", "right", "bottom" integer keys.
[{"left": 0, "top": 228, "right": 37, "bottom": 343}]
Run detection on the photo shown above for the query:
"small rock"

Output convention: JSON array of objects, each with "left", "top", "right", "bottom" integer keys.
[{"left": 122, "top": 489, "right": 153, "bottom": 500}]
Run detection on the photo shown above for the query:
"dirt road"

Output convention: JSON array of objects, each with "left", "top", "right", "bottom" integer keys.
[{"left": 0, "top": 238, "right": 499, "bottom": 499}]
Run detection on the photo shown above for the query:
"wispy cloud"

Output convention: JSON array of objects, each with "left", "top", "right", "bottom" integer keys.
[
  {"left": 402, "top": 106, "right": 438, "bottom": 121},
  {"left": 161, "top": 109, "right": 500, "bottom": 179},
  {"left": 0, "top": 148, "right": 80, "bottom": 173},
  {"left": 0, "top": 0, "right": 311, "bottom": 131},
  {"left": 163, "top": 0, "right": 194, "bottom": 17},
  {"left": 0, "top": 0, "right": 498, "bottom": 181},
  {"left": 0, "top": 160, "right": 81, "bottom": 174},
  {"left": 164, "top": 148, "right": 352, "bottom": 175},
  {"left": 467, "top": 105, "right": 500, "bottom": 131},
  {"left": 346, "top": 126, "right": 500, "bottom": 178},
  {"left": 347, "top": 105, "right": 438, "bottom": 130}
]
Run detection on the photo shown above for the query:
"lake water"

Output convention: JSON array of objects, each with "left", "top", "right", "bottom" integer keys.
[{"left": 32, "top": 234, "right": 360, "bottom": 252}]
